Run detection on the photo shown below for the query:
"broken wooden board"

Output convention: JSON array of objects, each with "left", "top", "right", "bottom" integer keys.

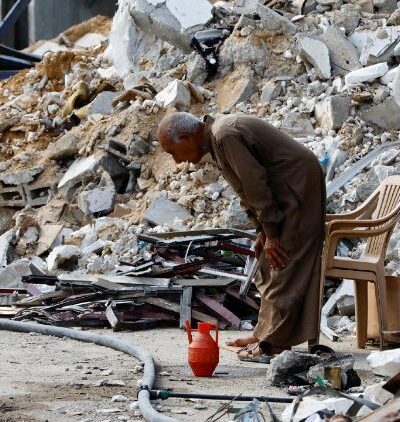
[
  {"left": 359, "top": 397, "right": 400, "bottom": 421},
  {"left": 196, "top": 292, "right": 241, "bottom": 328},
  {"left": 0, "top": 306, "right": 22, "bottom": 317},
  {"left": 36, "top": 224, "right": 64, "bottom": 256},
  {"left": 143, "top": 297, "right": 217, "bottom": 324}
]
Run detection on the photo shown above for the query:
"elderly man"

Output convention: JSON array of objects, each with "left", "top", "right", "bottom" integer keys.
[{"left": 157, "top": 112, "right": 325, "bottom": 360}]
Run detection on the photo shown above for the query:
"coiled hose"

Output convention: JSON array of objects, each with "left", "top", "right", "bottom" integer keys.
[{"left": 0, "top": 319, "right": 178, "bottom": 422}]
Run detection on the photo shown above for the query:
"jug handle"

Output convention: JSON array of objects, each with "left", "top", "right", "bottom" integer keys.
[
  {"left": 211, "top": 323, "right": 219, "bottom": 346},
  {"left": 184, "top": 320, "right": 193, "bottom": 344}
]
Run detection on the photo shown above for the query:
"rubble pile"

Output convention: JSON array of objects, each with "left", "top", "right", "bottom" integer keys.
[{"left": 1, "top": 0, "right": 400, "bottom": 337}]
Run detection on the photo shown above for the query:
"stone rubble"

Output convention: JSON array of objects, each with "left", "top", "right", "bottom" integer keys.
[{"left": 1, "top": 3, "right": 400, "bottom": 419}]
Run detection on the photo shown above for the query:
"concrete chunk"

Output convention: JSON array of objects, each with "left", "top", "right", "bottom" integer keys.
[
  {"left": 77, "top": 173, "right": 116, "bottom": 215},
  {"left": 361, "top": 96, "right": 400, "bottom": 130},
  {"left": 320, "top": 26, "right": 360, "bottom": 76},
  {"left": 57, "top": 156, "right": 102, "bottom": 198},
  {"left": 155, "top": 80, "right": 191, "bottom": 111},
  {"left": 260, "top": 81, "right": 282, "bottom": 103},
  {"left": 256, "top": 3, "right": 297, "bottom": 33},
  {"left": 345, "top": 62, "right": 388, "bottom": 85},
  {"left": 349, "top": 28, "right": 399, "bottom": 66},
  {"left": 299, "top": 36, "right": 331, "bottom": 79},
  {"left": 367, "top": 349, "right": 400, "bottom": 376},
  {"left": 47, "top": 245, "right": 81, "bottom": 272},
  {"left": 88, "top": 91, "right": 120, "bottom": 115},
  {"left": 46, "top": 132, "right": 79, "bottom": 161},
  {"left": 0, "top": 229, "right": 14, "bottom": 267},
  {"left": 128, "top": 0, "right": 213, "bottom": 52},
  {"left": 143, "top": 197, "right": 191, "bottom": 230},
  {"left": 315, "top": 95, "right": 351, "bottom": 130},
  {"left": 0, "top": 260, "right": 31, "bottom": 288}
]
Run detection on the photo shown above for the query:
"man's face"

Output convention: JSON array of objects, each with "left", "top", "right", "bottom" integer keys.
[{"left": 159, "top": 130, "right": 206, "bottom": 164}]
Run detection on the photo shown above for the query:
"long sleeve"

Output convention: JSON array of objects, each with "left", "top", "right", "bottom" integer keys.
[{"left": 219, "top": 135, "right": 284, "bottom": 238}]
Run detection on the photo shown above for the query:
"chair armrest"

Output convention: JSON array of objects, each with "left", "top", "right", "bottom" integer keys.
[
  {"left": 325, "top": 191, "right": 379, "bottom": 223},
  {"left": 325, "top": 201, "right": 400, "bottom": 236}
]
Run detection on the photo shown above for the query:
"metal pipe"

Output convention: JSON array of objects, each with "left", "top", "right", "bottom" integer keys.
[
  {"left": 0, "top": 319, "right": 178, "bottom": 422},
  {"left": 0, "top": 0, "right": 32, "bottom": 41},
  {"left": 149, "top": 389, "right": 293, "bottom": 404}
]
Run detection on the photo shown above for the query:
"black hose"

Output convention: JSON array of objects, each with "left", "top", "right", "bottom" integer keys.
[
  {"left": 150, "top": 389, "right": 293, "bottom": 403},
  {"left": 0, "top": 320, "right": 178, "bottom": 422}
]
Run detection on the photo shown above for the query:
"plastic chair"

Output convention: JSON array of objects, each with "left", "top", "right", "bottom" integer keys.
[{"left": 319, "top": 175, "right": 400, "bottom": 349}]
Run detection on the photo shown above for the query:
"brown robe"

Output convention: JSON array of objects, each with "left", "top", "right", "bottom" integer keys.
[{"left": 204, "top": 114, "right": 326, "bottom": 347}]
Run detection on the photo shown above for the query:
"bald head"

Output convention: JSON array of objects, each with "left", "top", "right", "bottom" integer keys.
[
  {"left": 157, "top": 112, "right": 208, "bottom": 164},
  {"left": 157, "top": 112, "right": 203, "bottom": 144}
]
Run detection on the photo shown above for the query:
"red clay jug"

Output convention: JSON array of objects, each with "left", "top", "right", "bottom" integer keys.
[{"left": 185, "top": 320, "right": 219, "bottom": 377}]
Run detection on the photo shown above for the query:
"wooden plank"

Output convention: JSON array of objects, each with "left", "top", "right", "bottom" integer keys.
[
  {"left": 180, "top": 286, "right": 192, "bottom": 328},
  {"left": 0, "top": 306, "right": 21, "bottom": 317},
  {"left": 196, "top": 292, "right": 241, "bottom": 328},
  {"left": 359, "top": 397, "right": 400, "bottom": 421},
  {"left": 143, "top": 297, "right": 217, "bottom": 324},
  {"left": 176, "top": 278, "right": 236, "bottom": 287}
]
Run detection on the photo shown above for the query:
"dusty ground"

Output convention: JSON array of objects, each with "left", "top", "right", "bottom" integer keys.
[{"left": 0, "top": 327, "right": 384, "bottom": 422}]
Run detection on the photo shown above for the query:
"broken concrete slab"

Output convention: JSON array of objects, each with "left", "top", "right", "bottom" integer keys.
[
  {"left": 349, "top": 27, "right": 400, "bottom": 66},
  {"left": 77, "top": 173, "right": 116, "bottom": 215},
  {"left": 0, "top": 167, "right": 44, "bottom": 186},
  {"left": 57, "top": 155, "right": 102, "bottom": 198},
  {"left": 260, "top": 81, "right": 282, "bottom": 104},
  {"left": 45, "top": 132, "right": 79, "bottom": 161},
  {"left": 361, "top": 96, "right": 400, "bottom": 130},
  {"left": 88, "top": 91, "right": 120, "bottom": 115},
  {"left": 299, "top": 36, "right": 331, "bottom": 79},
  {"left": 345, "top": 62, "right": 388, "bottom": 85},
  {"left": 36, "top": 225, "right": 64, "bottom": 256},
  {"left": 233, "top": 0, "right": 262, "bottom": 15},
  {"left": 0, "top": 259, "right": 32, "bottom": 288},
  {"left": 47, "top": 245, "right": 81, "bottom": 272},
  {"left": 320, "top": 26, "right": 360, "bottom": 76},
  {"left": 143, "top": 197, "right": 191, "bottom": 230},
  {"left": 256, "top": 3, "right": 297, "bottom": 33},
  {"left": 129, "top": 0, "right": 213, "bottom": 52},
  {"left": 0, "top": 229, "right": 14, "bottom": 267},
  {"left": 280, "top": 112, "right": 315, "bottom": 138},
  {"left": 367, "top": 349, "right": 400, "bottom": 376},
  {"left": 315, "top": 95, "right": 351, "bottom": 130},
  {"left": 155, "top": 80, "right": 191, "bottom": 111}
]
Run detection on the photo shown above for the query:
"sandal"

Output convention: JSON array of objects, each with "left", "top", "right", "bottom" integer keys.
[{"left": 237, "top": 342, "right": 274, "bottom": 364}]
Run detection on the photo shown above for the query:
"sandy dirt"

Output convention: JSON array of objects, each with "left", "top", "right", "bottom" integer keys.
[{"left": 0, "top": 328, "right": 382, "bottom": 422}]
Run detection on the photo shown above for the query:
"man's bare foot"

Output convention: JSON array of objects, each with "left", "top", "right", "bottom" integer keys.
[{"left": 226, "top": 336, "right": 259, "bottom": 348}]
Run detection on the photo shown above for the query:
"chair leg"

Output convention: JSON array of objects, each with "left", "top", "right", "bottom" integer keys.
[
  {"left": 316, "top": 267, "right": 327, "bottom": 345},
  {"left": 375, "top": 269, "right": 388, "bottom": 350},
  {"left": 354, "top": 280, "right": 368, "bottom": 349}
]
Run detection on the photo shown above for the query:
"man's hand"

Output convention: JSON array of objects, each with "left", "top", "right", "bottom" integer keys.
[
  {"left": 264, "top": 237, "right": 289, "bottom": 270},
  {"left": 254, "top": 232, "right": 266, "bottom": 259}
]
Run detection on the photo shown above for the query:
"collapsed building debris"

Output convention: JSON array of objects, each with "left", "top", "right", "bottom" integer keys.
[{"left": 2, "top": 0, "right": 400, "bottom": 419}]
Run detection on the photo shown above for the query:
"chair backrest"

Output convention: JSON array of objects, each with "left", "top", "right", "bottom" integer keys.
[{"left": 366, "top": 175, "right": 400, "bottom": 257}]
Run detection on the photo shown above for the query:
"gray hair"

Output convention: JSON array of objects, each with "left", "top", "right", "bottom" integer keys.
[{"left": 158, "top": 112, "right": 202, "bottom": 143}]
